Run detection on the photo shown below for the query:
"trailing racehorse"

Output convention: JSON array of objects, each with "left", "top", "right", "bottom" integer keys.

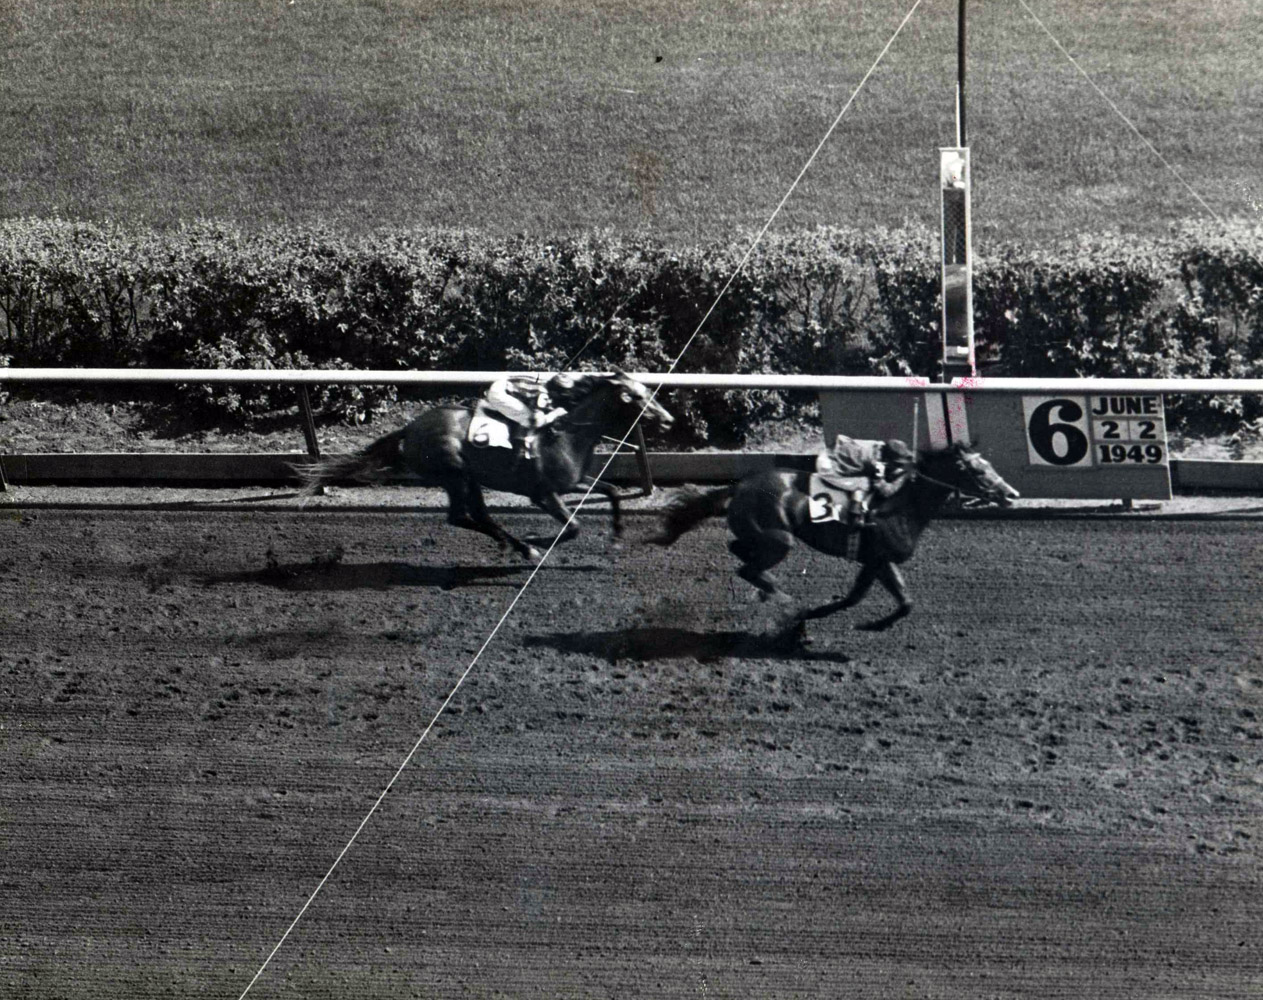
[
  {"left": 651, "top": 442, "right": 1019, "bottom": 632},
  {"left": 295, "top": 372, "right": 673, "bottom": 562}
]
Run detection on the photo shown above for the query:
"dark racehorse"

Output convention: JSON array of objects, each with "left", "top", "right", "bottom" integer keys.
[
  {"left": 651, "top": 442, "right": 1019, "bottom": 631},
  {"left": 296, "top": 372, "right": 674, "bottom": 562}
]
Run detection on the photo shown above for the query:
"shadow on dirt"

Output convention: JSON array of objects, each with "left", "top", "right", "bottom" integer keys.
[
  {"left": 203, "top": 561, "right": 598, "bottom": 591},
  {"left": 524, "top": 626, "right": 853, "bottom": 664}
]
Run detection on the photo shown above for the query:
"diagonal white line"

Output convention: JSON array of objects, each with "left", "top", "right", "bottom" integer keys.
[
  {"left": 235, "top": 518, "right": 576, "bottom": 1000},
  {"left": 235, "top": 1, "right": 925, "bottom": 995},
  {"left": 1015, "top": 0, "right": 1223, "bottom": 223}
]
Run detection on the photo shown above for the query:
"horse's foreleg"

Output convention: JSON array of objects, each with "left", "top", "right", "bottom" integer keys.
[
  {"left": 574, "top": 476, "right": 622, "bottom": 538},
  {"left": 525, "top": 492, "right": 581, "bottom": 548},
  {"left": 446, "top": 478, "right": 541, "bottom": 563},
  {"left": 855, "top": 562, "right": 912, "bottom": 631},
  {"left": 797, "top": 563, "right": 878, "bottom": 621}
]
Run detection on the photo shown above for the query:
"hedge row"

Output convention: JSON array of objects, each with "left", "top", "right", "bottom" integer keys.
[{"left": 1, "top": 219, "right": 1260, "bottom": 445}]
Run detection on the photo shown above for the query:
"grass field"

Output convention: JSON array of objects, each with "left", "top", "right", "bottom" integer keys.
[{"left": 2, "top": 0, "right": 1259, "bottom": 242}]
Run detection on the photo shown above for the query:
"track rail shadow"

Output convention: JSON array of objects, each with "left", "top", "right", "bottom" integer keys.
[{"left": 204, "top": 560, "right": 599, "bottom": 592}]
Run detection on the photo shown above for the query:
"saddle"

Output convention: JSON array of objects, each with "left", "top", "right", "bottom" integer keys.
[
  {"left": 468, "top": 401, "right": 513, "bottom": 450},
  {"left": 814, "top": 452, "right": 875, "bottom": 493}
]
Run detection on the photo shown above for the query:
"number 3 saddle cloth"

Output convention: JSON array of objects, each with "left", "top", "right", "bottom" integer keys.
[{"left": 809, "top": 438, "right": 891, "bottom": 559}]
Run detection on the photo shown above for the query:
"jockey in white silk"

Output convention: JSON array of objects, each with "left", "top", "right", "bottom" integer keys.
[{"left": 483, "top": 373, "right": 573, "bottom": 465}]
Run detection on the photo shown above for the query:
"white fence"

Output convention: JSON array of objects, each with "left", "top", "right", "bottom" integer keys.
[
  {"left": 3, "top": 368, "right": 1263, "bottom": 395},
  {"left": 3, "top": 369, "right": 1263, "bottom": 493}
]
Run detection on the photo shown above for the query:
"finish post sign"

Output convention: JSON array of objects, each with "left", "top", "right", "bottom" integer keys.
[
  {"left": 1023, "top": 395, "right": 1168, "bottom": 468},
  {"left": 821, "top": 389, "right": 1172, "bottom": 500}
]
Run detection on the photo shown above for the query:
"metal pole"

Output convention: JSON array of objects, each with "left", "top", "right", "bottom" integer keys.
[
  {"left": 957, "top": 0, "right": 967, "bottom": 147},
  {"left": 632, "top": 424, "right": 654, "bottom": 497},
  {"left": 298, "top": 386, "right": 321, "bottom": 458}
]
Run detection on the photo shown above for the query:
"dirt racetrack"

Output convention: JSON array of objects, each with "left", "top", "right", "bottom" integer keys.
[{"left": 2, "top": 493, "right": 1261, "bottom": 999}]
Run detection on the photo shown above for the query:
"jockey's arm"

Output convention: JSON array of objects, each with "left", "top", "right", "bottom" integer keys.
[
  {"left": 484, "top": 377, "right": 513, "bottom": 406},
  {"left": 872, "top": 465, "right": 910, "bottom": 497}
]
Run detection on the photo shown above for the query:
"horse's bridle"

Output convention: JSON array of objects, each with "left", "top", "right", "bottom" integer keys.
[{"left": 912, "top": 468, "right": 1006, "bottom": 504}]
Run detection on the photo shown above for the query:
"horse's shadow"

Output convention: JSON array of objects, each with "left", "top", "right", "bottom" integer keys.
[
  {"left": 204, "top": 560, "right": 597, "bottom": 592},
  {"left": 524, "top": 626, "right": 852, "bottom": 664}
]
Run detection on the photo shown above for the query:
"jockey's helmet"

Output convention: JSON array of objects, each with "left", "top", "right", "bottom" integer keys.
[{"left": 881, "top": 439, "right": 915, "bottom": 466}]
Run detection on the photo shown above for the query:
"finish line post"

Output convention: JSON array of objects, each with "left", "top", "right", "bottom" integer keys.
[{"left": 940, "top": 146, "right": 975, "bottom": 382}]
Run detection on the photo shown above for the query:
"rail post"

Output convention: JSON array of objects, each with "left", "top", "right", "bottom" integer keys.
[
  {"left": 632, "top": 424, "right": 655, "bottom": 496},
  {"left": 297, "top": 386, "right": 321, "bottom": 458},
  {"left": 296, "top": 385, "right": 325, "bottom": 495}
]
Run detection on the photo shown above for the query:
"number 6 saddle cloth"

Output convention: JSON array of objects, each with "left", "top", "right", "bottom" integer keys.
[{"left": 467, "top": 400, "right": 514, "bottom": 450}]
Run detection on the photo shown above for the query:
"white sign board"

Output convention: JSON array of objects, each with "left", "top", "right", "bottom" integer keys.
[
  {"left": 820, "top": 390, "right": 1173, "bottom": 500},
  {"left": 1022, "top": 395, "right": 1168, "bottom": 469}
]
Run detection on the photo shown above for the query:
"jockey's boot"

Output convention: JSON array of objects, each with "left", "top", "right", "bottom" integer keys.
[
  {"left": 846, "top": 494, "right": 866, "bottom": 560},
  {"left": 527, "top": 432, "right": 549, "bottom": 481},
  {"left": 504, "top": 426, "right": 528, "bottom": 472},
  {"left": 506, "top": 429, "right": 543, "bottom": 481},
  {"left": 848, "top": 493, "right": 866, "bottom": 530}
]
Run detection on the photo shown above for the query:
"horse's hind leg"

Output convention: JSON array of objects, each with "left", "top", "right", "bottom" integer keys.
[{"left": 730, "top": 532, "right": 793, "bottom": 602}]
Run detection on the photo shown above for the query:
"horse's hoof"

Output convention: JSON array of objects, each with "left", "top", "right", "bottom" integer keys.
[
  {"left": 855, "top": 610, "right": 908, "bottom": 632},
  {"left": 772, "top": 618, "right": 808, "bottom": 650},
  {"left": 524, "top": 545, "right": 544, "bottom": 564},
  {"left": 776, "top": 609, "right": 805, "bottom": 631}
]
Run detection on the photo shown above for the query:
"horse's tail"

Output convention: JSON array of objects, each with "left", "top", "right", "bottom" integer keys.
[
  {"left": 292, "top": 427, "right": 408, "bottom": 498},
  {"left": 649, "top": 485, "right": 735, "bottom": 546}
]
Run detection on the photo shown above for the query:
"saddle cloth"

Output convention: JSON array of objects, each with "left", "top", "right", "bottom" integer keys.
[
  {"left": 806, "top": 473, "right": 857, "bottom": 524},
  {"left": 806, "top": 473, "right": 866, "bottom": 560},
  {"left": 468, "top": 401, "right": 513, "bottom": 450}
]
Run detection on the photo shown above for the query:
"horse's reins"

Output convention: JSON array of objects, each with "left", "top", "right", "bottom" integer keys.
[{"left": 911, "top": 468, "right": 1001, "bottom": 503}]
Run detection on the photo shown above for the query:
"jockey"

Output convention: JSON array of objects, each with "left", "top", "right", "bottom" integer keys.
[
  {"left": 875, "top": 438, "right": 915, "bottom": 494},
  {"left": 826, "top": 434, "right": 915, "bottom": 527},
  {"left": 482, "top": 373, "right": 572, "bottom": 466}
]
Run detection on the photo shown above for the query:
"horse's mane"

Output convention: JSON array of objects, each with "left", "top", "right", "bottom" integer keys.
[
  {"left": 550, "top": 372, "right": 612, "bottom": 409},
  {"left": 917, "top": 440, "right": 974, "bottom": 464}
]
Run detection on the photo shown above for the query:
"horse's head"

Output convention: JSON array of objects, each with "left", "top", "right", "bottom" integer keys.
[
  {"left": 924, "top": 441, "right": 1020, "bottom": 507},
  {"left": 603, "top": 369, "right": 674, "bottom": 433}
]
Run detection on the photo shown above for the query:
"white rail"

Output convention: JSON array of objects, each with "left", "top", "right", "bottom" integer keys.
[{"left": 3, "top": 368, "right": 1263, "bottom": 395}]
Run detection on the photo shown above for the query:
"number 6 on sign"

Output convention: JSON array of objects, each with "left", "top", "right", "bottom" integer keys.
[{"left": 1022, "top": 397, "right": 1091, "bottom": 466}]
